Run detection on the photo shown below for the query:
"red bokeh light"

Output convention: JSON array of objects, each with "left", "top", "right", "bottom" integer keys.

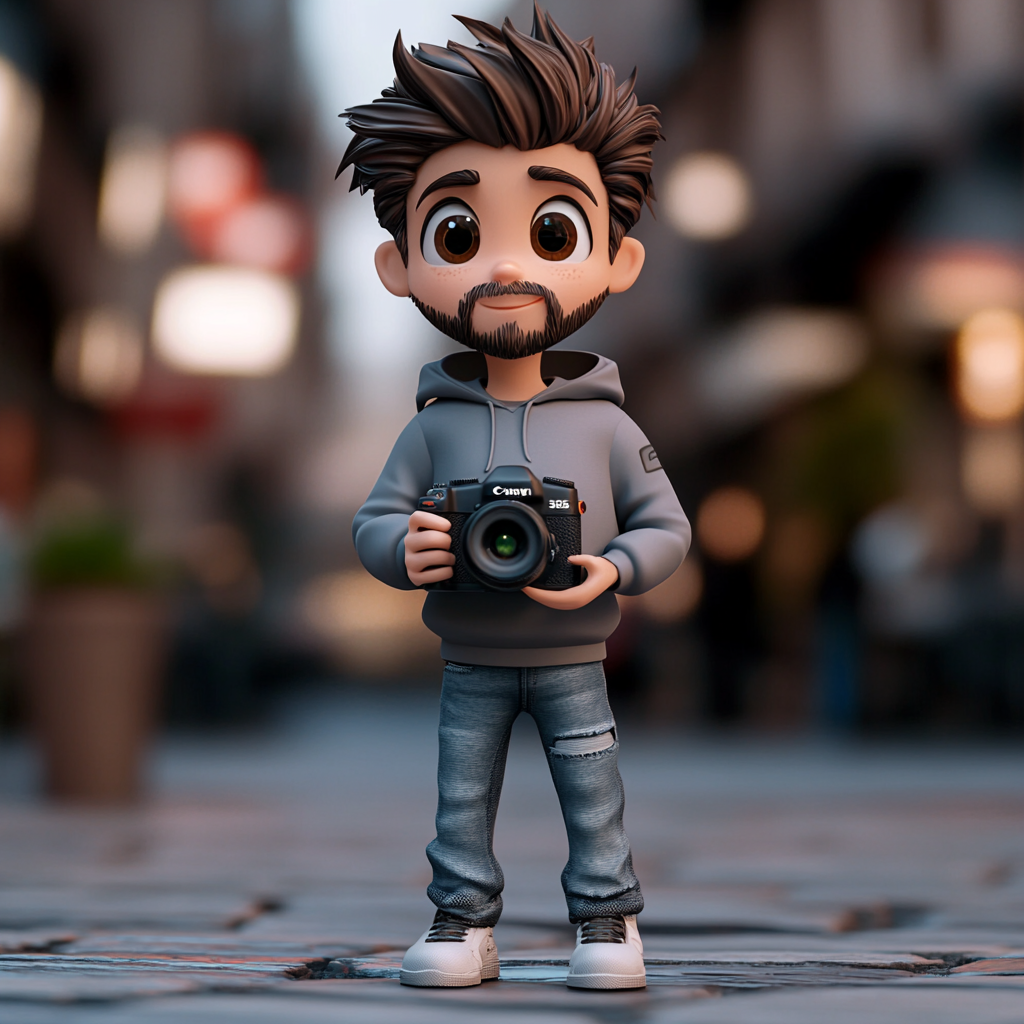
[
  {"left": 167, "top": 132, "right": 261, "bottom": 252},
  {"left": 207, "top": 195, "right": 312, "bottom": 275}
]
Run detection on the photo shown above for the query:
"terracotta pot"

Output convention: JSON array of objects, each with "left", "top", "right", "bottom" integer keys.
[{"left": 25, "top": 589, "right": 166, "bottom": 803}]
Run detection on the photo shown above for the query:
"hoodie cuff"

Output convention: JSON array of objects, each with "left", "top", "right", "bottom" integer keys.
[
  {"left": 395, "top": 533, "right": 414, "bottom": 587},
  {"left": 600, "top": 548, "right": 634, "bottom": 593}
]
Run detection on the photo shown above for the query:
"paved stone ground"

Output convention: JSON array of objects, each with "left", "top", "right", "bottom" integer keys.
[{"left": 2, "top": 687, "right": 1024, "bottom": 1022}]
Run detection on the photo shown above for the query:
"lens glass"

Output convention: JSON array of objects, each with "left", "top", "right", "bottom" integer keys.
[
  {"left": 494, "top": 533, "right": 516, "bottom": 557},
  {"left": 486, "top": 520, "right": 524, "bottom": 560}
]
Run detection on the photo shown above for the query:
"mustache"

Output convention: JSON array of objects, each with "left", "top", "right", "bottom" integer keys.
[{"left": 456, "top": 281, "right": 561, "bottom": 321}]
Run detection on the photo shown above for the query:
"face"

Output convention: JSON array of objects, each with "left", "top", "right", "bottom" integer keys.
[{"left": 376, "top": 140, "right": 645, "bottom": 358}]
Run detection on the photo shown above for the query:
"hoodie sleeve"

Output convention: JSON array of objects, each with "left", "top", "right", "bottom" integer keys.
[
  {"left": 352, "top": 417, "right": 434, "bottom": 590},
  {"left": 601, "top": 413, "right": 691, "bottom": 596}
]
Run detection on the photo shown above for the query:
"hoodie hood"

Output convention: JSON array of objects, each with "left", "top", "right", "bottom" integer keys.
[{"left": 415, "top": 349, "right": 625, "bottom": 412}]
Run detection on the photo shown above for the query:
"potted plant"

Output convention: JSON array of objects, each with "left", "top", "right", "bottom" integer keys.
[{"left": 25, "top": 516, "right": 167, "bottom": 802}]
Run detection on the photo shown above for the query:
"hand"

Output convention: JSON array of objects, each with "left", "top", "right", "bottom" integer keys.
[
  {"left": 522, "top": 555, "right": 619, "bottom": 610},
  {"left": 404, "top": 510, "right": 454, "bottom": 586}
]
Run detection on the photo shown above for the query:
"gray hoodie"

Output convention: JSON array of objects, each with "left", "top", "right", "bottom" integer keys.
[{"left": 352, "top": 349, "right": 691, "bottom": 667}]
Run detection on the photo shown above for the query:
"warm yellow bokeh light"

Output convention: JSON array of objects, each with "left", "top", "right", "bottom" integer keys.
[
  {"left": 54, "top": 306, "right": 144, "bottom": 405},
  {"left": 696, "top": 486, "right": 766, "bottom": 562},
  {"left": 955, "top": 308, "right": 1024, "bottom": 423}
]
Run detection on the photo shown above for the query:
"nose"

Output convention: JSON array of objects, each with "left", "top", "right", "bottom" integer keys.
[{"left": 490, "top": 261, "right": 522, "bottom": 285}]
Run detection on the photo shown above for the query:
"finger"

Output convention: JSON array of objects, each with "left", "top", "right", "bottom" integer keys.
[
  {"left": 407, "top": 550, "right": 456, "bottom": 572},
  {"left": 410, "top": 510, "right": 451, "bottom": 531},
  {"left": 522, "top": 580, "right": 599, "bottom": 610},
  {"left": 410, "top": 565, "right": 454, "bottom": 585},
  {"left": 568, "top": 555, "right": 618, "bottom": 588},
  {"left": 524, "top": 591, "right": 585, "bottom": 609},
  {"left": 406, "top": 530, "right": 452, "bottom": 552}
]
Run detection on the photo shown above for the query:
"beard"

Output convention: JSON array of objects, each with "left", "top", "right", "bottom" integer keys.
[{"left": 411, "top": 281, "right": 609, "bottom": 358}]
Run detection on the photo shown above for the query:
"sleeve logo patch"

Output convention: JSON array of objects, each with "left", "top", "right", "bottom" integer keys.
[{"left": 639, "top": 445, "right": 663, "bottom": 473}]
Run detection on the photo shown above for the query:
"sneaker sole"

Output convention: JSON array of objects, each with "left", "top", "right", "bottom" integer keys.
[
  {"left": 400, "top": 968, "right": 482, "bottom": 987},
  {"left": 400, "top": 960, "right": 500, "bottom": 987},
  {"left": 566, "top": 972, "right": 647, "bottom": 990}
]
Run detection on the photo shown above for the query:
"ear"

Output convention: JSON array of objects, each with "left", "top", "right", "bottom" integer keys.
[
  {"left": 374, "top": 240, "right": 410, "bottom": 297},
  {"left": 608, "top": 236, "right": 645, "bottom": 294}
]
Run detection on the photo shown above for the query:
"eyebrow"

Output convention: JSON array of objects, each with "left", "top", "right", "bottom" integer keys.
[
  {"left": 415, "top": 169, "right": 480, "bottom": 209},
  {"left": 528, "top": 165, "right": 598, "bottom": 207}
]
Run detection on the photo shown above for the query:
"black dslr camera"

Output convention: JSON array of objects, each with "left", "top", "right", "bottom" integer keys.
[{"left": 416, "top": 466, "right": 584, "bottom": 591}]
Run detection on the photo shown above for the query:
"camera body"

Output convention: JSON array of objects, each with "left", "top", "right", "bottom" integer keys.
[{"left": 417, "top": 466, "right": 584, "bottom": 591}]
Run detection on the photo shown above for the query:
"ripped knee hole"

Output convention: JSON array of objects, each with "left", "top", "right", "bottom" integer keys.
[{"left": 553, "top": 731, "right": 614, "bottom": 755}]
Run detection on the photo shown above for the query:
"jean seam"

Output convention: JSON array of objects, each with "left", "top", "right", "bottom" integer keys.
[{"left": 483, "top": 728, "right": 510, "bottom": 884}]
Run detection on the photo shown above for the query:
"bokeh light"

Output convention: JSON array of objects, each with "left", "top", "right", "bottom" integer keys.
[
  {"left": 851, "top": 504, "right": 930, "bottom": 583},
  {"left": 961, "top": 426, "right": 1024, "bottom": 515},
  {"left": 664, "top": 152, "right": 753, "bottom": 241},
  {"left": 696, "top": 487, "right": 767, "bottom": 562},
  {"left": 207, "top": 195, "right": 311, "bottom": 274},
  {"left": 698, "top": 308, "right": 868, "bottom": 426},
  {"left": 97, "top": 125, "right": 168, "bottom": 256},
  {"left": 890, "top": 249, "right": 1024, "bottom": 333},
  {"left": 954, "top": 308, "right": 1024, "bottom": 423},
  {"left": 151, "top": 265, "right": 299, "bottom": 376},
  {"left": 54, "top": 306, "right": 144, "bottom": 405},
  {"left": 167, "top": 132, "right": 260, "bottom": 241},
  {"left": 0, "top": 55, "right": 43, "bottom": 238}
]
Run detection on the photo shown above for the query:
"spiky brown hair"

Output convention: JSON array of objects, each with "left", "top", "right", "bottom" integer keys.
[{"left": 339, "top": 4, "right": 663, "bottom": 264}]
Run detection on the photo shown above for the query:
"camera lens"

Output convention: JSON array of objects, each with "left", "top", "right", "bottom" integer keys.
[
  {"left": 461, "top": 501, "right": 551, "bottom": 590},
  {"left": 486, "top": 521, "right": 524, "bottom": 560}
]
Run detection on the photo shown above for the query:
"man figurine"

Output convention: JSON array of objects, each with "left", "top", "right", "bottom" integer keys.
[{"left": 343, "top": 5, "right": 690, "bottom": 990}]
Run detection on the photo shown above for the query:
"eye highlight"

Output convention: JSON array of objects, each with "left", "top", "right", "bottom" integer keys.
[
  {"left": 530, "top": 199, "right": 591, "bottom": 263},
  {"left": 422, "top": 201, "right": 480, "bottom": 266}
]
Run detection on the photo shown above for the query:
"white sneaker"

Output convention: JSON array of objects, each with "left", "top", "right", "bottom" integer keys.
[
  {"left": 400, "top": 911, "right": 500, "bottom": 987},
  {"left": 566, "top": 914, "right": 646, "bottom": 989}
]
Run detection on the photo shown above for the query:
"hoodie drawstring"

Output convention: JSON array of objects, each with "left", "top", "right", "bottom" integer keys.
[
  {"left": 521, "top": 399, "right": 535, "bottom": 463},
  {"left": 484, "top": 401, "right": 496, "bottom": 473}
]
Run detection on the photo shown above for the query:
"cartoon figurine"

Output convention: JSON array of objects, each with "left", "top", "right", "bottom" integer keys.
[{"left": 343, "top": 5, "right": 690, "bottom": 990}]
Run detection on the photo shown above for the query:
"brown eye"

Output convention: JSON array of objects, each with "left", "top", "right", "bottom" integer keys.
[
  {"left": 532, "top": 212, "right": 576, "bottom": 260},
  {"left": 422, "top": 203, "right": 480, "bottom": 266},
  {"left": 434, "top": 215, "right": 479, "bottom": 263},
  {"left": 530, "top": 200, "right": 591, "bottom": 262}
]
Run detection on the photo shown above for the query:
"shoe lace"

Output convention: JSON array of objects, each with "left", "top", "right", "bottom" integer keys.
[
  {"left": 425, "top": 911, "right": 471, "bottom": 943},
  {"left": 580, "top": 916, "right": 626, "bottom": 944}
]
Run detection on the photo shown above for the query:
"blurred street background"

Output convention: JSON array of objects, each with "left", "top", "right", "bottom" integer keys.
[{"left": 1, "top": 0, "right": 1024, "bottom": 1020}]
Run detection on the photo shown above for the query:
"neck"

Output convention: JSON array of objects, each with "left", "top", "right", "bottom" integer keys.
[{"left": 483, "top": 352, "right": 546, "bottom": 402}]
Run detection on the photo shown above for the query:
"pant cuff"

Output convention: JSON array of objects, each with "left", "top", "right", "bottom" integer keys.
[
  {"left": 427, "top": 885, "right": 502, "bottom": 928},
  {"left": 567, "top": 886, "right": 644, "bottom": 924}
]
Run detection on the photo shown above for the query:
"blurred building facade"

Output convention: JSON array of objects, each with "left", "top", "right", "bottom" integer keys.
[
  {"left": 551, "top": 0, "right": 1024, "bottom": 731},
  {"left": 0, "top": 0, "right": 331, "bottom": 726},
  {"left": 1, "top": 0, "right": 1022, "bottom": 733}
]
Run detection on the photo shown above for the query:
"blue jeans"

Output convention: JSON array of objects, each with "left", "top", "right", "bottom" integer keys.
[{"left": 426, "top": 661, "right": 643, "bottom": 926}]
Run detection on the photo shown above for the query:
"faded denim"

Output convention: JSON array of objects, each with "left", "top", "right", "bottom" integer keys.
[{"left": 425, "top": 661, "right": 643, "bottom": 926}]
